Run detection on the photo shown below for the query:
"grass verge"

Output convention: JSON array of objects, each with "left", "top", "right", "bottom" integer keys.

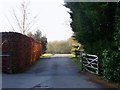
[
  {"left": 40, "top": 53, "right": 54, "bottom": 58},
  {"left": 69, "top": 54, "right": 75, "bottom": 58},
  {"left": 69, "top": 54, "right": 82, "bottom": 70},
  {"left": 69, "top": 54, "right": 120, "bottom": 88}
]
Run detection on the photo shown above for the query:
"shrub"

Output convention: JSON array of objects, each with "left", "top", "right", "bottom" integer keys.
[{"left": 102, "top": 49, "right": 120, "bottom": 83}]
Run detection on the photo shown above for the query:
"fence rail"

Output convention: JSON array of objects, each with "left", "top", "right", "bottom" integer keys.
[{"left": 82, "top": 53, "right": 99, "bottom": 74}]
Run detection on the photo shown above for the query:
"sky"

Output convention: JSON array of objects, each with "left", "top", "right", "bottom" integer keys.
[{"left": 0, "top": 0, "right": 73, "bottom": 41}]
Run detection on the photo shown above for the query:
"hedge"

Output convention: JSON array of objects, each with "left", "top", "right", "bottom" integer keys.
[{"left": 1, "top": 32, "right": 42, "bottom": 73}]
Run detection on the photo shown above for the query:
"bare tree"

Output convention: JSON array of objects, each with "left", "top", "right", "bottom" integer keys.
[
  {"left": 27, "top": 31, "right": 33, "bottom": 38},
  {"left": 7, "top": 1, "right": 38, "bottom": 35}
]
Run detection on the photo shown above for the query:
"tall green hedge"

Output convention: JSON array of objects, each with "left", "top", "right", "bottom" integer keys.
[
  {"left": 102, "top": 50, "right": 120, "bottom": 83},
  {"left": 65, "top": 2, "right": 120, "bottom": 83}
]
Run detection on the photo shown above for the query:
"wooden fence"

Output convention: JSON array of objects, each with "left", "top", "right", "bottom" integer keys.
[
  {"left": 75, "top": 50, "right": 99, "bottom": 74},
  {"left": 82, "top": 53, "right": 99, "bottom": 74}
]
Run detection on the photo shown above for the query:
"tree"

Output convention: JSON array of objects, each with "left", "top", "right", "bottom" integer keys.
[
  {"left": 33, "top": 29, "right": 42, "bottom": 42},
  {"left": 46, "top": 39, "right": 73, "bottom": 54},
  {"left": 30, "top": 30, "right": 47, "bottom": 54},
  {"left": 65, "top": 2, "right": 120, "bottom": 83},
  {"left": 65, "top": 3, "right": 116, "bottom": 52},
  {"left": 27, "top": 31, "right": 33, "bottom": 38},
  {"left": 8, "top": 1, "right": 38, "bottom": 35},
  {"left": 41, "top": 36, "right": 47, "bottom": 54}
]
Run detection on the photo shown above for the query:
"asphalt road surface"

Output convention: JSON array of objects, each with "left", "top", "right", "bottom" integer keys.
[{"left": 2, "top": 54, "right": 105, "bottom": 88}]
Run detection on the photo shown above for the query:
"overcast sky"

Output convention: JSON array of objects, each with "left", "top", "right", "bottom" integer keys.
[{"left": 0, "top": 0, "right": 73, "bottom": 41}]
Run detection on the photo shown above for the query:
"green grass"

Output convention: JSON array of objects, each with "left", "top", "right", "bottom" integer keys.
[
  {"left": 70, "top": 54, "right": 82, "bottom": 70},
  {"left": 69, "top": 54, "right": 76, "bottom": 58},
  {"left": 42, "top": 53, "right": 54, "bottom": 57},
  {"left": 40, "top": 53, "right": 54, "bottom": 58}
]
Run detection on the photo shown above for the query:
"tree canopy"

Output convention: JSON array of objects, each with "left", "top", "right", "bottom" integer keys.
[
  {"left": 27, "top": 30, "right": 47, "bottom": 54},
  {"left": 47, "top": 38, "right": 73, "bottom": 54},
  {"left": 65, "top": 3, "right": 117, "bottom": 53},
  {"left": 65, "top": 2, "right": 120, "bottom": 83}
]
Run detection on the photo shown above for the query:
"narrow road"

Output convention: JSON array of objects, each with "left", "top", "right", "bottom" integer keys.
[{"left": 3, "top": 54, "right": 104, "bottom": 88}]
